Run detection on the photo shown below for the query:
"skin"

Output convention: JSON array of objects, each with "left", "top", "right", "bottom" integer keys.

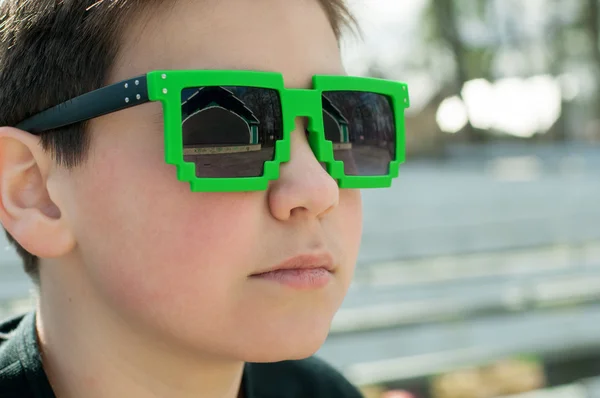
[{"left": 0, "top": 0, "right": 363, "bottom": 397}]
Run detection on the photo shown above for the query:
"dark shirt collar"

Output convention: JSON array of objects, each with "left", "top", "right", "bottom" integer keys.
[{"left": 0, "top": 312, "right": 56, "bottom": 397}]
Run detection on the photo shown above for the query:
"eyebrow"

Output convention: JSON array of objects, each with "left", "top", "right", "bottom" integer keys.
[{"left": 17, "top": 75, "right": 149, "bottom": 134}]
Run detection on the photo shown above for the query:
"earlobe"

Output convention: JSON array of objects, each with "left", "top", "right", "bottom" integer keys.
[{"left": 0, "top": 127, "right": 75, "bottom": 258}]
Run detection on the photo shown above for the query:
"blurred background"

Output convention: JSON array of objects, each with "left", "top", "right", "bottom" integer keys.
[{"left": 3, "top": 0, "right": 600, "bottom": 397}]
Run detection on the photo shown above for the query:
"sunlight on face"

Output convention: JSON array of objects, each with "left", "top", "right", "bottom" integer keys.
[{"left": 54, "top": 0, "right": 362, "bottom": 362}]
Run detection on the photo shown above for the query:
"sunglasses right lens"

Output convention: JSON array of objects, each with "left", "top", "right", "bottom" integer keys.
[
  {"left": 322, "top": 91, "right": 396, "bottom": 176},
  {"left": 181, "top": 86, "right": 283, "bottom": 178}
]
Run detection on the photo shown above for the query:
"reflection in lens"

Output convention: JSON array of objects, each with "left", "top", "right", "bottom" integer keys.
[
  {"left": 322, "top": 91, "right": 396, "bottom": 176},
  {"left": 181, "top": 86, "right": 283, "bottom": 178}
]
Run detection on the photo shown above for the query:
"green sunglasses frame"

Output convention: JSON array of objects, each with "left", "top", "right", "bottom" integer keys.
[{"left": 17, "top": 70, "right": 410, "bottom": 192}]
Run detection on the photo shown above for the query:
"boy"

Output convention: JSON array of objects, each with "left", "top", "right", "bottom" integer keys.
[{"left": 0, "top": 0, "right": 408, "bottom": 397}]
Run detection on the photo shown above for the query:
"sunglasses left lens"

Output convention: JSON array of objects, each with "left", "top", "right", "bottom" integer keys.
[
  {"left": 181, "top": 86, "right": 283, "bottom": 178},
  {"left": 322, "top": 91, "right": 396, "bottom": 176}
]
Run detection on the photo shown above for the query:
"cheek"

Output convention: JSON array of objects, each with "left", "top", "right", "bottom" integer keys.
[
  {"left": 338, "top": 189, "right": 363, "bottom": 261},
  {"left": 336, "top": 189, "right": 363, "bottom": 286},
  {"left": 67, "top": 133, "right": 262, "bottom": 316}
]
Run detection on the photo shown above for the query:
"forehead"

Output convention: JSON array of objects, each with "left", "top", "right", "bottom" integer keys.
[{"left": 109, "top": 0, "right": 344, "bottom": 88}]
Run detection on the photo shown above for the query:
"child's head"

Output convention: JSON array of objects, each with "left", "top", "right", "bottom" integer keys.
[{"left": 0, "top": 0, "right": 362, "bottom": 361}]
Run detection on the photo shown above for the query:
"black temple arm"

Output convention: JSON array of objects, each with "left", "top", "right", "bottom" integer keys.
[{"left": 16, "top": 75, "right": 150, "bottom": 134}]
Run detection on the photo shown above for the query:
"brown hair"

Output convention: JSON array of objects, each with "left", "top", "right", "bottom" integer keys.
[{"left": 0, "top": 0, "right": 356, "bottom": 284}]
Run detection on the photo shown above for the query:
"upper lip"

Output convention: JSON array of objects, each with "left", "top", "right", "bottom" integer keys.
[{"left": 252, "top": 253, "right": 336, "bottom": 275}]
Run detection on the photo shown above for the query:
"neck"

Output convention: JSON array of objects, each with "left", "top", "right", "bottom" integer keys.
[{"left": 35, "top": 265, "right": 245, "bottom": 398}]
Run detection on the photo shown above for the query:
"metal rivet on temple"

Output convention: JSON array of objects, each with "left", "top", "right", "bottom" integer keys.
[
  {"left": 136, "top": 94, "right": 141, "bottom": 100},
  {"left": 135, "top": 80, "right": 140, "bottom": 85},
  {"left": 163, "top": 88, "right": 168, "bottom": 94},
  {"left": 125, "top": 83, "right": 129, "bottom": 88},
  {"left": 125, "top": 97, "right": 130, "bottom": 103},
  {"left": 162, "top": 74, "right": 167, "bottom": 79}
]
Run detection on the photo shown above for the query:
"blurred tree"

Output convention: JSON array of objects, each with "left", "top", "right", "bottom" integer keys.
[
  {"left": 586, "top": 0, "right": 600, "bottom": 67},
  {"left": 585, "top": 0, "right": 600, "bottom": 125},
  {"left": 428, "top": 0, "right": 487, "bottom": 142},
  {"left": 546, "top": 0, "right": 569, "bottom": 141}
]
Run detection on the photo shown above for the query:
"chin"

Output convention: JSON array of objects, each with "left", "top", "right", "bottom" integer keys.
[
  {"left": 241, "top": 327, "right": 330, "bottom": 363},
  {"left": 244, "top": 342, "right": 325, "bottom": 363}
]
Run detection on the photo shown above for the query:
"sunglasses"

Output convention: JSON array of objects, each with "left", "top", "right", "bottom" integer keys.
[{"left": 16, "top": 70, "right": 410, "bottom": 192}]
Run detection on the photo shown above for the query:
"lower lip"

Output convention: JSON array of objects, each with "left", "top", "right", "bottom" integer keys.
[{"left": 251, "top": 268, "right": 332, "bottom": 289}]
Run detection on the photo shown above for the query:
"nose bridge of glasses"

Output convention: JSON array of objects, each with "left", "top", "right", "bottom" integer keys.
[
  {"left": 284, "top": 89, "right": 322, "bottom": 118},
  {"left": 283, "top": 88, "right": 324, "bottom": 145},
  {"left": 281, "top": 88, "right": 334, "bottom": 166}
]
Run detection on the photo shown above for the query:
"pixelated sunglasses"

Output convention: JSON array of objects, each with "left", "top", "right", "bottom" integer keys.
[{"left": 16, "top": 70, "right": 410, "bottom": 192}]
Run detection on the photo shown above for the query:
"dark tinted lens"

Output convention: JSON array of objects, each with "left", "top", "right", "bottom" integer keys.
[
  {"left": 322, "top": 91, "right": 396, "bottom": 176},
  {"left": 181, "top": 86, "right": 283, "bottom": 178}
]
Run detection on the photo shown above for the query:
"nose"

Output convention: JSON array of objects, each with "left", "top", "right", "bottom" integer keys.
[{"left": 267, "top": 118, "right": 339, "bottom": 221}]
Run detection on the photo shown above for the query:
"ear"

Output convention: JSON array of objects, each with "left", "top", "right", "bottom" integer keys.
[{"left": 0, "top": 127, "right": 75, "bottom": 258}]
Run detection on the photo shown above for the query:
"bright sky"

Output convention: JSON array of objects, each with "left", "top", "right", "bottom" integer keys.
[
  {"left": 436, "top": 75, "right": 564, "bottom": 137},
  {"left": 341, "top": 0, "right": 428, "bottom": 76}
]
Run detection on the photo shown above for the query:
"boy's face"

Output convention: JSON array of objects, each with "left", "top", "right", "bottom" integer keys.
[{"left": 48, "top": 0, "right": 362, "bottom": 361}]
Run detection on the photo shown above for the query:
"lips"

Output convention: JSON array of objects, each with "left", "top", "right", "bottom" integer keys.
[
  {"left": 249, "top": 253, "right": 336, "bottom": 290},
  {"left": 251, "top": 253, "right": 335, "bottom": 276}
]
